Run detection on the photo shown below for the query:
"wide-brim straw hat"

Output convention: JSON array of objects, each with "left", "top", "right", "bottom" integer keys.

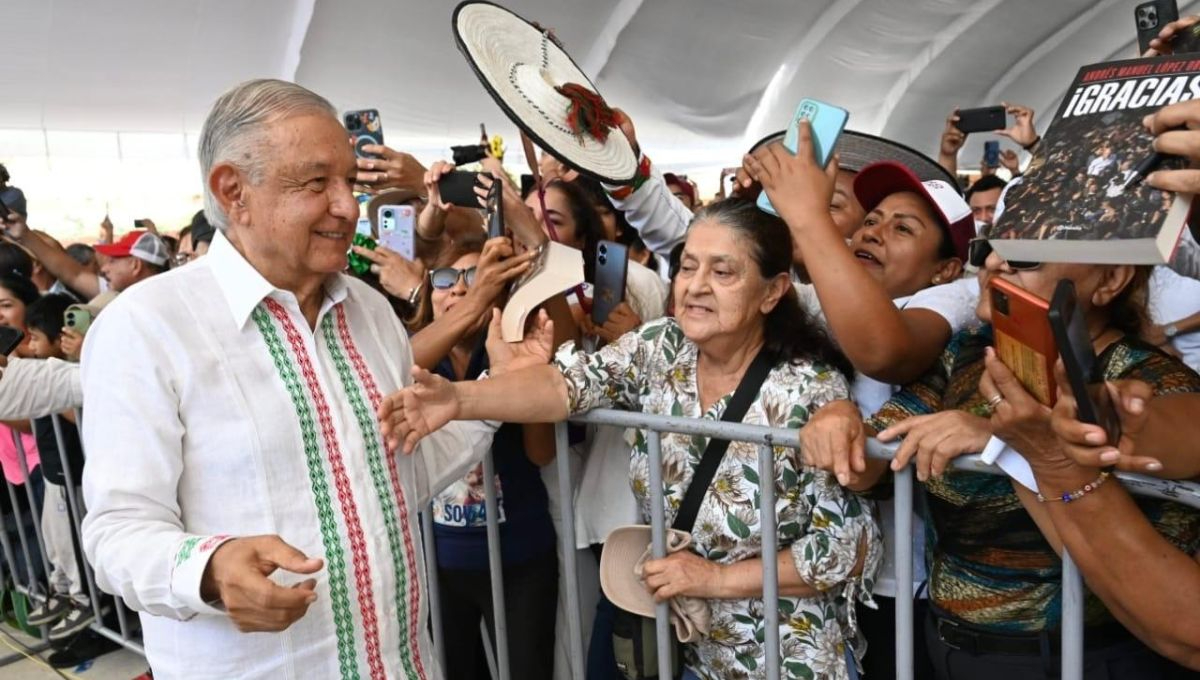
[{"left": 452, "top": 1, "right": 638, "bottom": 184}]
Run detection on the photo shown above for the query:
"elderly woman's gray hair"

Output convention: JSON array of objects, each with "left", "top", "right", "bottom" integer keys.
[{"left": 198, "top": 79, "right": 337, "bottom": 231}]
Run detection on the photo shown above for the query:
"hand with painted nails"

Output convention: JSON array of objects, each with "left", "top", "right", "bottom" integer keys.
[{"left": 1049, "top": 362, "right": 1165, "bottom": 474}]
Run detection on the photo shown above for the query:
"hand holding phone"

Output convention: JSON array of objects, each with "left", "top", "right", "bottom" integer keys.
[
  {"left": 989, "top": 277, "right": 1058, "bottom": 406},
  {"left": 344, "top": 109, "right": 385, "bottom": 160},
  {"left": 757, "top": 98, "right": 849, "bottom": 216},
  {"left": 438, "top": 171, "right": 487, "bottom": 209},
  {"left": 1136, "top": 1, "right": 1181, "bottom": 54},
  {"left": 377, "top": 205, "right": 416, "bottom": 261},
  {"left": 0, "top": 327, "right": 24, "bottom": 356},
  {"left": 64, "top": 305, "right": 94, "bottom": 336},
  {"left": 1048, "top": 280, "right": 1121, "bottom": 446},
  {"left": 983, "top": 141, "right": 1001, "bottom": 168},
  {"left": 591, "top": 241, "right": 629, "bottom": 326},
  {"left": 954, "top": 106, "right": 1007, "bottom": 134}
]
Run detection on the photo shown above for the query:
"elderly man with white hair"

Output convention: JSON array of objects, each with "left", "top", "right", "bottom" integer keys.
[{"left": 80, "top": 79, "right": 497, "bottom": 679}]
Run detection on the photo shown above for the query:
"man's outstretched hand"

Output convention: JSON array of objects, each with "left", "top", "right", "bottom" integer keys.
[
  {"left": 378, "top": 367, "right": 461, "bottom": 454},
  {"left": 200, "top": 535, "right": 323, "bottom": 633}
]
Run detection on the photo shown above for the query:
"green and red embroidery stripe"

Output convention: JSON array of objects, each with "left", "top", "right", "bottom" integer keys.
[
  {"left": 261, "top": 299, "right": 386, "bottom": 680},
  {"left": 253, "top": 305, "right": 361, "bottom": 680},
  {"left": 325, "top": 306, "right": 427, "bottom": 680}
]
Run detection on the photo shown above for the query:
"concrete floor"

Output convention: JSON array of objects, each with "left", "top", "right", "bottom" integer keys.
[{"left": 0, "top": 627, "right": 148, "bottom": 680}]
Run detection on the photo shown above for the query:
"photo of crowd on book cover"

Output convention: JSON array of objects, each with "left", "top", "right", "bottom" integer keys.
[{"left": 995, "top": 107, "right": 1184, "bottom": 243}]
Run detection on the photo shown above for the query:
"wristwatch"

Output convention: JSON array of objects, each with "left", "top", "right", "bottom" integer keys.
[{"left": 1165, "top": 323, "right": 1180, "bottom": 339}]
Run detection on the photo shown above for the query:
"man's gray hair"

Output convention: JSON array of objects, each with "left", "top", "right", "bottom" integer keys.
[{"left": 198, "top": 79, "right": 337, "bottom": 231}]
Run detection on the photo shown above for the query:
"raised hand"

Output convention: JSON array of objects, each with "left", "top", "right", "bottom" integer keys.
[
  {"left": 580, "top": 302, "right": 641, "bottom": 345},
  {"left": 1144, "top": 99, "right": 1200, "bottom": 193},
  {"left": 996, "top": 102, "right": 1038, "bottom": 148},
  {"left": 1143, "top": 15, "right": 1200, "bottom": 56},
  {"left": 999, "top": 148, "right": 1021, "bottom": 175},
  {"left": 199, "top": 535, "right": 323, "bottom": 633},
  {"left": 475, "top": 174, "right": 547, "bottom": 250},
  {"left": 355, "top": 145, "right": 428, "bottom": 195},
  {"left": 350, "top": 244, "right": 426, "bottom": 300},
  {"left": 470, "top": 236, "right": 538, "bottom": 304},
  {"left": 940, "top": 109, "right": 967, "bottom": 157},
  {"left": 377, "top": 367, "right": 461, "bottom": 454},
  {"left": 486, "top": 308, "right": 554, "bottom": 375},
  {"left": 742, "top": 120, "right": 839, "bottom": 228}
]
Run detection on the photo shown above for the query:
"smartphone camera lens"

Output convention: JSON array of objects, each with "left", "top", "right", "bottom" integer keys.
[
  {"left": 992, "top": 290, "right": 1010, "bottom": 317},
  {"left": 347, "top": 117, "right": 361, "bottom": 130},
  {"left": 383, "top": 210, "right": 394, "bottom": 219},
  {"left": 598, "top": 255, "right": 607, "bottom": 266},
  {"left": 599, "top": 244, "right": 607, "bottom": 255}
]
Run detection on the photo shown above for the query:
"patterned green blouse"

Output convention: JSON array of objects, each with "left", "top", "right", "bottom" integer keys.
[
  {"left": 554, "top": 318, "right": 882, "bottom": 680},
  {"left": 868, "top": 325, "right": 1200, "bottom": 632}
]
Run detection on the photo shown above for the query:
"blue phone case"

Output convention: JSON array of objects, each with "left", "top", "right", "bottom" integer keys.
[
  {"left": 984, "top": 141, "right": 1000, "bottom": 167},
  {"left": 757, "top": 99, "right": 849, "bottom": 216}
]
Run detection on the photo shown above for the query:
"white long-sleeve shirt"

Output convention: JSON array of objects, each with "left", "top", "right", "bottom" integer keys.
[
  {"left": 81, "top": 230, "right": 495, "bottom": 680},
  {"left": 0, "top": 357, "right": 81, "bottom": 420},
  {"left": 604, "top": 156, "right": 692, "bottom": 265}
]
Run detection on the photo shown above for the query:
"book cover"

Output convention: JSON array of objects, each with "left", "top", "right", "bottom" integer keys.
[{"left": 989, "top": 54, "right": 1199, "bottom": 264}]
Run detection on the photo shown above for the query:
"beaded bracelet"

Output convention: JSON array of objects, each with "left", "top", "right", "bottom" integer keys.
[{"left": 1036, "top": 471, "right": 1110, "bottom": 503}]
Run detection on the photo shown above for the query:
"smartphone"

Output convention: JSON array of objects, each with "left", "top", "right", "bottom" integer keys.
[
  {"left": 438, "top": 171, "right": 484, "bottom": 208},
  {"left": 1048, "top": 279, "right": 1122, "bottom": 446},
  {"left": 520, "top": 174, "right": 536, "bottom": 199},
  {"left": 134, "top": 219, "right": 147, "bottom": 229},
  {"left": 984, "top": 140, "right": 1000, "bottom": 167},
  {"left": 378, "top": 205, "right": 416, "bottom": 260},
  {"left": 485, "top": 181, "right": 505, "bottom": 239},
  {"left": 989, "top": 277, "right": 1058, "bottom": 406},
  {"left": 0, "top": 196, "right": 9, "bottom": 222},
  {"left": 592, "top": 241, "right": 629, "bottom": 326},
  {"left": 344, "top": 109, "right": 384, "bottom": 160},
  {"left": 720, "top": 169, "right": 739, "bottom": 199},
  {"left": 64, "top": 305, "right": 93, "bottom": 336},
  {"left": 758, "top": 98, "right": 849, "bottom": 216},
  {"left": 1136, "top": 0, "right": 1179, "bottom": 54},
  {"left": 0, "top": 327, "right": 23, "bottom": 356},
  {"left": 955, "top": 106, "right": 1007, "bottom": 134}
]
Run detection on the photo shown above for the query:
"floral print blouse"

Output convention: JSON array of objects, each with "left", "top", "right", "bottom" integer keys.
[{"left": 554, "top": 318, "right": 882, "bottom": 680}]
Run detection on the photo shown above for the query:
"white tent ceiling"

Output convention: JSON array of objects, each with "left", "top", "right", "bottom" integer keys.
[{"left": 3, "top": 0, "right": 1198, "bottom": 178}]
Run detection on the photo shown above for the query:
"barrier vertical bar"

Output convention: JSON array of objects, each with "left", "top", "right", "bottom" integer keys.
[
  {"left": 555, "top": 421, "right": 585, "bottom": 679},
  {"left": 422, "top": 506, "right": 448, "bottom": 674},
  {"left": 1061, "top": 550, "right": 1084, "bottom": 680},
  {"left": 3, "top": 477, "right": 39, "bottom": 596},
  {"left": 50, "top": 414, "right": 104, "bottom": 625},
  {"left": 481, "top": 449, "right": 510, "bottom": 680},
  {"left": 12, "top": 429, "right": 53, "bottom": 584},
  {"left": 645, "top": 430, "right": 673, "bottom": 680},
  {"left": 757, "top": 442, "right": 780, "bottom": 679},
  {"left": 894, "top": 465, "right": 914, "bottom": 680}
]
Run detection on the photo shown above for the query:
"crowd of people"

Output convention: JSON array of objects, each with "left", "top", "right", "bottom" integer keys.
[{"left": 0, "top": 8, "right": 1199, "bottom": 680}]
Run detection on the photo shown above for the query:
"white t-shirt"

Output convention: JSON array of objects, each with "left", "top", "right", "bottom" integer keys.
[
  {"left": 797, "top": 276, "right": 982, "bottom": 597},
  {"left": 1149, "top": 265, "right": 1200, "bottom": 372}
]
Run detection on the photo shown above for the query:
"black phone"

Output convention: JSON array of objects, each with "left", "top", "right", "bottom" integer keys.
[
  {"left": 485, "top": 180, "right": 505, "bottom": 239},
  {"left": 955, "top": 106, "right": 1007, "bottom": 134},
  {"left": 344, "top": 109, "right": 384, "bottom": 160},
  {"left": 520, "top": 174, "right": 536, "bottom": 199},
  {"left": 592, "top": 240, "right": 629, "bottom": 326},
  {"left": 438, "top": 171, "right": 484, "bottom": 209},
  {"left": 0, "top": 197, "right": 9, "bottom": 223},
  {"left": 0, "top": 327, "right": 24, "bottom": 356},
  {"left": 1136, "top": 0, "right": 1179, "bottom": 54},
  {"left": 1048, "top": 279, "right": 1122, "bottom": 447}
]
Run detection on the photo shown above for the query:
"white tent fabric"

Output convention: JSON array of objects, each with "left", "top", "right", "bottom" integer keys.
[{"left": 5, "top": 0, "right": 1198, "bottom": 181}]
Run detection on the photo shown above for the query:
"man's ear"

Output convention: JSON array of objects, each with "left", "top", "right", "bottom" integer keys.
[{"left": 209, "top": 163, "right": 250, "bottom": 227}]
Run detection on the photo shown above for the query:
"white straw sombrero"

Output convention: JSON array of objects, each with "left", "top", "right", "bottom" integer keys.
[{"left": 452, "top": 1, "right": 638, "bottom": 185}]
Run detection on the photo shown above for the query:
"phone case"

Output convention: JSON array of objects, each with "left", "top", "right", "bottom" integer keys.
[
  {"left": 1048, "top": 280, "right": 1121, "bottom": 444},
  {"left": 758, "top": 98, "right": 849, "bottom": 216},
  {"left": 344, "top": 109, "right": 384, "bottom": 160},
  {"left": 989, "top": 277, "right": 1058, "bottom": 406},
  {"left": 0, "top": 326, "right": 24, "bottom": 356},
  {"left": 591, "top": 240, "right": 629, "bottom": 326},
  {"left": 984, "top": 141, "right": 1000, "bottom": 166},
  {"left": 378, "top": 204, "right": 416, "bottom": 260},
  {"left": 954, "top": 106, "right": 1007, "bottom": 134},
  {"left": 64, "top": 305, "right": 93, "bottom": 336},
  {"left": 1136, "top": 1, "right": 1180, "bottom": 54},
  {"left": 438, "top": 171, "right": 483, "bottom": 209}
]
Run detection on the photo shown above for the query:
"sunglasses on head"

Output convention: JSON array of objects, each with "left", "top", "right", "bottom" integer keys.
[
  {"left": 967, "top": 238, "right": 1041, "bottom": 271},
  {"left": 429, "top": 266, "right": 477, "bottom": 290}
]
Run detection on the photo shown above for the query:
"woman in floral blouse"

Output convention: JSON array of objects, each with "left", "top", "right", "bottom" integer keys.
[{"left": 381, "top": 199, "right": 882, "bottom": 679}]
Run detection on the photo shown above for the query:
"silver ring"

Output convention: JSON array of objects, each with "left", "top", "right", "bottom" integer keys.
[
  {"left": 369, "top": 264, "right": 382, "bottom": 275},
  {"left": 988, "top": 394, "right": 1005, "bottom": 408}
]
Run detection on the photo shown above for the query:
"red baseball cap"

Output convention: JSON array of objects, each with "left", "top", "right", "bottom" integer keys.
[
  {"left": 852, "top": 161, "right": 974, "bottom": 262},
  {"left": 94, "top": 230, "right": 170, "bottom": 266}
]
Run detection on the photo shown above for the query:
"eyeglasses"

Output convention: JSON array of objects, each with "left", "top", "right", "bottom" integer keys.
[
  {"left": 429, "top": 266, "right": 477, "bottom": 290},
  {"left": 967, "top": 238, "right": 1041, "bottom": 271}
]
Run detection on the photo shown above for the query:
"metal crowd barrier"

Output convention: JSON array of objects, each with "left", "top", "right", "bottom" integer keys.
[
  {"left": 0, "top": 412, "right": 144, "bottom": 669},
  {"left": 3, "top": 408, "right": 1198, "bottom": 678}
]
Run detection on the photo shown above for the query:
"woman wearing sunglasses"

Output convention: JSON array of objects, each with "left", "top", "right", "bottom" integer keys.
[
  {"left": 414, "top": 230, "right": 561, "bottom": 680},
  {"left": 801, "top": 238, "right": 1200, "bottom": 677}
]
